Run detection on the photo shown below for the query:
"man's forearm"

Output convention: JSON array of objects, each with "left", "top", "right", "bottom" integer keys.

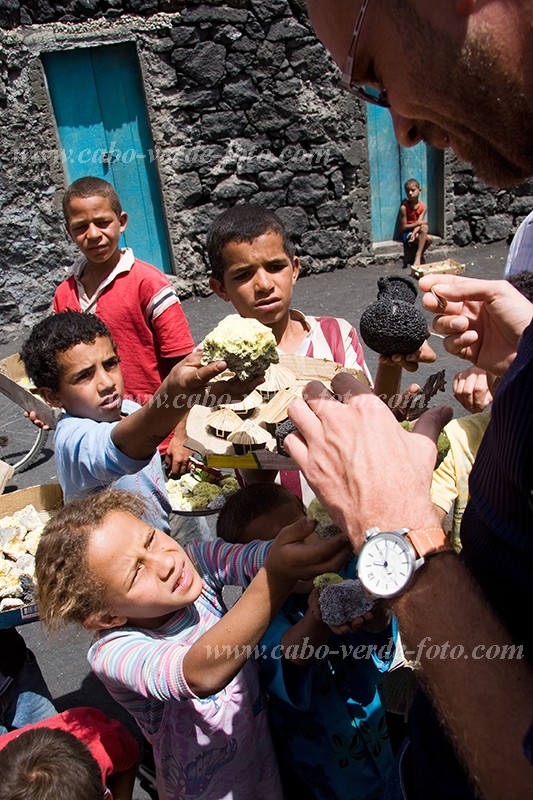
[{"left": 391, "top": 553, "right": 533, "bottom": 799}]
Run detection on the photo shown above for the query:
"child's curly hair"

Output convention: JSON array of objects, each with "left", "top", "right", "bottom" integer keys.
[
  {"left": 21, "top": 311, "right": 114, "bottom": 392},
  {"left": 36, "top": 489, "right": 145, "bottom": 630}
]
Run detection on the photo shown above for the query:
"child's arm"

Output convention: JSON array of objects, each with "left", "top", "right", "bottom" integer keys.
[
  {"left": 400, "top": 203, "right": 427, "bottom": 233},
  {"left": 113, "top": 353, "right": 258, "bottom": 461},
  {"left": 377, "top": 339, "right": 436, "bottom": 376},
  {"left": 399, "top": 203, "right": 410, "bottom": 233},
  {"left": 278, "top": 588, "right": 331, "bottom": 665},
  {"left": 372, "top": 341, "right": 437, "bottom": 411},
  {"left": 183, "top": 517, "right": 352, "bottom": 697}
]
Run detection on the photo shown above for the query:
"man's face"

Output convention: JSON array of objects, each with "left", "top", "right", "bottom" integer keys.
[
  {"left": 42, "top": 336, "right": 124, "bottom": 422},
  {"left": 209, "top": 232, "right": 300, "bottom": 328},
  {"left": 307, "top": 0, "right": 533, "bottom": 187}
]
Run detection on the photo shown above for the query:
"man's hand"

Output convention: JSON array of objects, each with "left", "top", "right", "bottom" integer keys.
[
  {"left": 421, "top": 276, "right": 533, "bottom": 376},
  {"left": 285, "top": 374, "right": 451, "bottom": 549},
  {"left": 453, "top": 366, "right": 493, "bottom": 413}
]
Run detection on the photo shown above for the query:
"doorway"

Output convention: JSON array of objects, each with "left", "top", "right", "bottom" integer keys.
[
  {"left": 367, "top": 105, "right": 444, "bottom": 243},
  {"left": 42, "top": 43, "right": 172, "bottom": 274}
]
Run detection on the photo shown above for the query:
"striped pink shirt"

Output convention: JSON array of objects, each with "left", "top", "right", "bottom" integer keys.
[
  {"left": 88, "top": 539, "right": 282, "bottom": 800},
  {"left": 278, "top": 312, "right": 372, "bottom": 503},
  {"left": 279, "top": 311, "right": 372, "bottom": 385}
]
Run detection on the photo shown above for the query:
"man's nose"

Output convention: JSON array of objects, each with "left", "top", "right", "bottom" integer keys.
[{"left": 389, "top": 109, "right": 423, "bottom": 148}]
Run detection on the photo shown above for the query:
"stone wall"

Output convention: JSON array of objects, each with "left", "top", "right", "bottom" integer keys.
[
  {"left": 449, "top": 164, "right": 533, "bottom": 247},
  {"left": 0, "top": 0, "right": 530, "bottom": 326}
]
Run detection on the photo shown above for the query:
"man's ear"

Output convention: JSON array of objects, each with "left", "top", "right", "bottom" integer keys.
[
  {"left": 119, "top": 211, "right": 128, "bottom": 234},
  {"left": 38, "top": 387, "right": 64, "bottom": 409},
  {"left": 209, "top": 276, "right": 230, "bottom": 302},
  {"left": 292, "top": 256, "right": 300, "bottom": 285},
  {"left": 83, "top": 611, "right": 128, "bottom": 631}
]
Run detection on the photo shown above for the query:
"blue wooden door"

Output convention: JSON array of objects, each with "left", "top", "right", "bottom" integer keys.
[
  {"left": 367, "top": 105, "right": 443, "bottom": 242},
  {"left": 43, "top": 44, "right": 172, "bottom": 274}
]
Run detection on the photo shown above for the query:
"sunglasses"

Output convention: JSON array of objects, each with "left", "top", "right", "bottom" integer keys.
[{"left": 339, "top": 0, "right": 390, "bottom": 108}]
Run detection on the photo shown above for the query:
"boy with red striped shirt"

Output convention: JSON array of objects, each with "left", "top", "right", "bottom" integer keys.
[{"left": 206, "top": 204, "right": 431, "bottom": 503}]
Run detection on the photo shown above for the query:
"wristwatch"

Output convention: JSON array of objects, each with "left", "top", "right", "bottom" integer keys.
[{"left": 357, "top": 526, "right": 453, "bottom": 599}]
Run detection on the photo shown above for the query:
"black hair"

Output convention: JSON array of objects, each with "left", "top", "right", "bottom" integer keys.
[
  {"left": 216, "top": 483, "right": 304, "bottom": 544},
  {"left": 63, "top": 177, "right": 122, "bottom": 222},
  {"left": 404, "top": 178, "right": 421, "bottom": 191},
  {"left": 506, "top": 270, "right": 533, "bottom": 303},
  {"left": 0, "top": 727, "right": 105, "bottom": 800},
  {"left": 21, "top": 311, "right": 115, "bottom": 391},
  {"left": 206, "top": 204, "right": 296, "bottom": 283}
]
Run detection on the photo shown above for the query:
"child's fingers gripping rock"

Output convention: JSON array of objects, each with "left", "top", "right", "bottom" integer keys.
[
  {"left": 167, "top": 352, "right": 228, "bottom": 395},
  {"left": 265, "top": 516, "right": 353, "bottom": 585},
  {"left": 208, "top": 371, "right": 267, "bottom": 403}
]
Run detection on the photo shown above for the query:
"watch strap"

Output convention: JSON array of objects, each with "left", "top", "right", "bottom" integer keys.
[{"left": 405, "top": 527, "right": 453, "bottom": 558}]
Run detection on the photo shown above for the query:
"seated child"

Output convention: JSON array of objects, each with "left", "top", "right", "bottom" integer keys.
[
  {"left": 0, "top": 706, "right": 139, "bottom": 800},
  {"left": 20, "top": 311, "right": 241, "bottom": 536},
  {"left": 205, "top": 204, "right": 433, "bottom": 502},
  {"left": 399, "top": 178, "right": 433, "bottom": 268},
  {"left": 54, "top": 176, "right": 195, "bottom": 476},
  {"left": 217, "top": 483, "right": 396, "bottom": 800},
  {"left": 34, "top": 488, "right": 351, "bottom": 800}
]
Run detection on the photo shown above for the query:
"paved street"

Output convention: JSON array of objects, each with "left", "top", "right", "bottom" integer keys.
[{"left": 0, "top": 240, "right": 508, "bottom": 797}]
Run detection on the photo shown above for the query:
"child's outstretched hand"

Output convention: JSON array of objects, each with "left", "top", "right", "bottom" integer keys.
[
  {"left": 165, "top": 352, "right": 228, "bottom": 397},
  {"left": 321, "top": 601, "right": 391, "bottom": 637},
  {"left": 265, "top": 516, "right": 352, "bottom": 588},
  {"left": 378, "top": 339, "right": 436, "bottom": 373},
  {"left": 166, "top": 352, "right": 266, "bottom": 406}
]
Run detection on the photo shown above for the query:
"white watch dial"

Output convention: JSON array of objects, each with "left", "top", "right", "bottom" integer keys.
[{"left": 358, "top": 532, "right": 416, "bottom": 598}]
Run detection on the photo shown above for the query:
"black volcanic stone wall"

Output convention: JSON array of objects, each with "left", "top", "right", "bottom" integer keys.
[{"left": 0, "top": 0, "right": 529, "bottom": 326}]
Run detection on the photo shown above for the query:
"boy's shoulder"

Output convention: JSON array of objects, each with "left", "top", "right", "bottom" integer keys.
[
  {"left": 128, "top": 256, "right": 173, "bottom": 284},
  {"left": 54, "top": 272, "right": 78, "bottom": 300},
  {"left": 445, "top": 408, "right": 491, "bottom": 439},
  {"left": 56, "top": 399, "right": 140, "bottom": 436},
  {"left": 301, "top": 312, "right": 356, "bottom": 332}
]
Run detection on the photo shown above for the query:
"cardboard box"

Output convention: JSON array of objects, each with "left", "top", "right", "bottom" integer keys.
[
  {"left": 411, "top": 259, "right": 465, "bottom": 279},
  {"left": 0, "top": 354, "right": 59, "bottom": 430},
  {"left": 0, "top": 483, "right": 63, "bottom": 629}
]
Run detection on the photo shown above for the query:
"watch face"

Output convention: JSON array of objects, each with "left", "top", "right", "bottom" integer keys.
[{"left": 358, "top": 532, "right": 416, "bottom": 598}]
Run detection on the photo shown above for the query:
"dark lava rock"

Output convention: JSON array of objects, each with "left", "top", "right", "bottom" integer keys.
[
  {"left": 377, "top": 276, "right": 418, "bottom": 304},
  {"left": 359, "top": 298, "right": 429, "bottom": 356}
]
